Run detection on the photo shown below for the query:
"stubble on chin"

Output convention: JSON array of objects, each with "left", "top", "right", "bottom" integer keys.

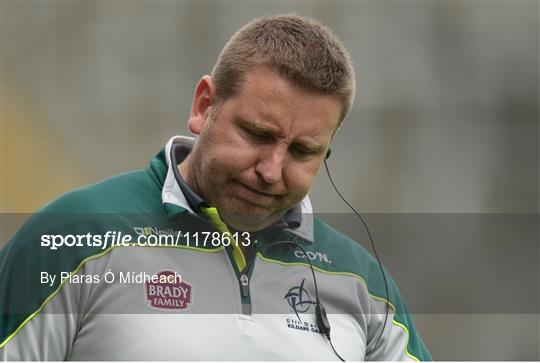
[{"left": 217, "top": 199, "right": 279, "bottom": 232}]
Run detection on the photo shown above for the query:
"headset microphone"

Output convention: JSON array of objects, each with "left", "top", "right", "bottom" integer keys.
[
  {"left": 262, "top": 240, "right": 345, "bottom": 361},
  {"left": 315, "top": 302, "right": 331, "bottom": 338},
  {"left": 264, "top": 148, "right": 388, "bottom": 362}
]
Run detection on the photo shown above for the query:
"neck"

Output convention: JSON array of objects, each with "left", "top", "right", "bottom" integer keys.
[{"left": 178, "top": 154, "right": 198, "bottom": 197}]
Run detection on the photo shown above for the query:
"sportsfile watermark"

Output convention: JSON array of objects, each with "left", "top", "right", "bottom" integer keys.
[
  {"left": 0, "top": 213, "right": 538, "bottom": 314},
  {"left": 39, "top": 229, "right": 253, "bottom": 251}
]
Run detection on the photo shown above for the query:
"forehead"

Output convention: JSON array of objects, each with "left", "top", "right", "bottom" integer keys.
[{"left": 228, "top": 65, "right": 341, "bottom": 140}]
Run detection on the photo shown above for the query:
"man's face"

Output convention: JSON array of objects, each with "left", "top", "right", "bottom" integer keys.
[{"left": 186, "top": 65, "right": 342, "bottom": 232}]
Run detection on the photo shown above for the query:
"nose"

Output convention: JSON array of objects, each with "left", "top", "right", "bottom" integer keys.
[{"left": 254, "top": 146, "right": 287, "bottom": 185}]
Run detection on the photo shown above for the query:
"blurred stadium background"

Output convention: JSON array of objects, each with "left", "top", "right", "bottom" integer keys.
[{"left": 1, "top": 1, "right": 538, "bottom": 360}]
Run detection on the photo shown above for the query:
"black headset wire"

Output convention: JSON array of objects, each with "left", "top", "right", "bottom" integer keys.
[
  {"left": 261, "top": 240, "right": 345, "bottom": 362},
  {"left": 172, "top": 140, "right": 387, "bottom": 355},
  {"left": 323, "top": 159, "right": 390, "bottom": 350}
]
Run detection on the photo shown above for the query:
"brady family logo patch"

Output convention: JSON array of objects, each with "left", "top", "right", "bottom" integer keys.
[{"left": 144, "top": 270, "right": 193, "bottom": 311}]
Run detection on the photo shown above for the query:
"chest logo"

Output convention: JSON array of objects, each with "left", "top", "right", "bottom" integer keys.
[
  {"left": 284, "top": 278, "right": 314, "bottom": 318},
  {"left": 283, "top": 278, "right": 320, "bottom": 333},
  {"left": 144, "top": 270, "right": 193, "bottom": 311}
]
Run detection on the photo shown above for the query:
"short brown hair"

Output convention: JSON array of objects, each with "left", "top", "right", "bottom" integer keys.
[{"left": 211, "top": 14, "right": 356, "bottom": 124}]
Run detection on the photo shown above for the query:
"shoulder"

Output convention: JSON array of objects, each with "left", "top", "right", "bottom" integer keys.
[
  {"left": 1, "top": 168, "right": 166, "bottom": 297},
  {"left": 312, "top": 217, "right": 432, "bottom": 361},
  {"left": 2, "top": 167, "right": 166, "bottom": 271},
  {"left": 312, "top": 216, "right": 404, "bottom": 311},
  {"left": 39, "top": 168, "right": 163, "bottom": 214},
  {"left": 312, "top": 217, "right": 380, "bottom": 277},
  {"left": 0, "top": 168, "right": 165, "bottom": 344}
]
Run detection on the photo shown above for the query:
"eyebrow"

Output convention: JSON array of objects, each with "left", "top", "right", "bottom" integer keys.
[
  {"left": 237, "top": 116, "right": 325, "bottom": 153},
  {"left": 238, "top": 117, "right": 281, "bottom": 135}
]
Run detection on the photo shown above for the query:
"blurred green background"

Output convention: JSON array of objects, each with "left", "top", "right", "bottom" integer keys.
[{"left": 1, "top": 1, "right": 538, "bottom": 360}]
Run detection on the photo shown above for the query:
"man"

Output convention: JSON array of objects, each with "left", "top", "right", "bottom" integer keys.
[{"left": 0, "top": 15, "right": 431, "bottom": 360}]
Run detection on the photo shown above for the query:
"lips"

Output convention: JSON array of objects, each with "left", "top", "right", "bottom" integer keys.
[{"left": 230, "top": 180, "right": 277, "bottom": 208}]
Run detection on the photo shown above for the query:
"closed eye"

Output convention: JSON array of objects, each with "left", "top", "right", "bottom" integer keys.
[
  {"left": 289, "top": 145, "right": 318, "bottom": 160},
  {"left": 242, "top": 126, "right": 273, "bottom": 142}
]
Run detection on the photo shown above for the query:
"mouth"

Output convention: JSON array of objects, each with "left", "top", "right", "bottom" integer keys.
[{"left": 230, "top": 180, "right": 277, "bottom": 208}]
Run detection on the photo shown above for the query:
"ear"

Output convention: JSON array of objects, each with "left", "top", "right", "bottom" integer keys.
[{"left": 187, "top": 75, "right": 215, "bottom": 135}]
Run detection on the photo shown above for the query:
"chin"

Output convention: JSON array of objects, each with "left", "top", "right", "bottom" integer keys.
[{"left": 221, "top": 209, "right": 277, "bottom": 232}]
